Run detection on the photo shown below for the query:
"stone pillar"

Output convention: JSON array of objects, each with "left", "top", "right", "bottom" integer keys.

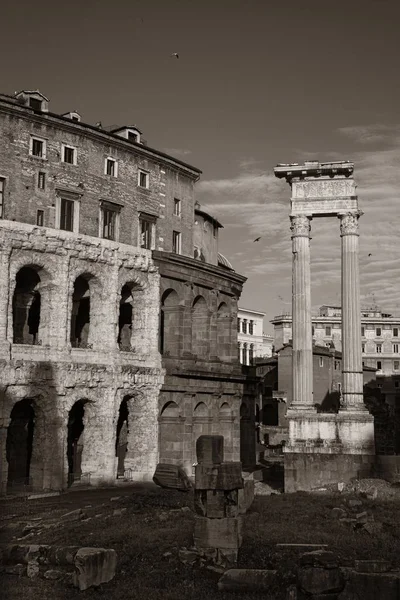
[
  {"left": 340, "top": 212, "right": 365, "bottom": 411},
  {"left": 290, "top": 215, "right": 314, "bottom": 409}
]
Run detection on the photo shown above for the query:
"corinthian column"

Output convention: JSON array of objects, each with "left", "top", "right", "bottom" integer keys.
[
  {"left": 340, "top": 211, "right": 365, "bottom": 411},
  {"left": 290, "top": 215, "right": 314, "bottom": 410}
]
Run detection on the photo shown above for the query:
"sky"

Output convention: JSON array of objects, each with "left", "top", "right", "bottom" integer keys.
[{"left": 1, "top": 0, "right": 400, "bottom": 334}]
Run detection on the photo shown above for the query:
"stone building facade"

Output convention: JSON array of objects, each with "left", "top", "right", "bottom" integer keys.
[
  {"left": 272, "top": 304, "right": 400, "bottom": 376},
  {"left": 237, "top": 307, "right": 273, "bottom": 365},
  {"left": 0, "top": 90, "right": 252, "bottom": 493}
]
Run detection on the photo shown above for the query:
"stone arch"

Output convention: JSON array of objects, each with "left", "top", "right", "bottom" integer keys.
[
  {"left": 159, "top": 399, "right": 184, "bottom": 465},
  {"left": 115, "top": 397, "right": 129, "bottom": 477},
  {"left": 160, "top": 288, "right": 181, "bottom": 356},
  {"left": 217, "top": 301, "right": 231, "bottom": 360},
  {"left": 6, "top": 399, "right": 35, "bottom": 489},
  {"left": 191, "top": 295, "right": 210, "bottom": 358},
  {"left": 192, "top": 397, "right": 211, "bottom": 465},
  {"left": 70, "top": 273, "right": 100, "bottom": 348},
  {"left": 219, "top": 401, "right": 232, "bottom": 417},
  {"left": 67, "top": 398, "right": 93, "bottom": 485},
  {"left": 218, "top": 400, "right": 234, "bottom": 461},
  {"left": 12, "top": 265, "right": 51, "bottom": 345},
  {"left": 118, "top": 283, "right": 136, "bottom": 351},
  {"left": 193, "top": 401, "right": 209, "bottom": 417}
]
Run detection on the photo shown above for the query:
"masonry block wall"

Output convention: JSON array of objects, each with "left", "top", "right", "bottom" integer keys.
[
  {"left": 153, "top": 251, "right": 256, "bottom": 473},
  {"left": 0, "top": 222, "right": 163, "bottom": 494},
  {"left": 0, "top": 90, "right": 256, "bottom": 492}
]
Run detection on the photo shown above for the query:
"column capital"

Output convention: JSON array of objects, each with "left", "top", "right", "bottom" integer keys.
[
  {"left": 339, "top": 211, "right": 363, "bottom": 236},
  {"left": 290, "top": 215, "right": 311, "bottom": 238}
]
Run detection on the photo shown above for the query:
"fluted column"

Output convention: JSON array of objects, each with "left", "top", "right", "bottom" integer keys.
[
  {"left": 290, "top": 215, "right": 314, "bottom": 409},
  {"left": 340, "top": 212, "right": 365, "bottom": 410}
]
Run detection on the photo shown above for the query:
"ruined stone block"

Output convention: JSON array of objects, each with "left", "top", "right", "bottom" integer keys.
[
  {"left": 195, "top": 462, "right": 243, "bottom": 491},
  {"left": 153, "top": 463, "right": 192, "bottom": 491},
  {"left": 194, "top": 516, "right": 243, "bottom": 549},
  {"left": 355, "top": 560, "right": 392, "bottom": 574},
  {"left": 217, "top": 569, "right": 278, "bottom": 592},
  {"left": 196, "top": 435, "right": 224, "bottom": 465},
  {"left": 73, "top": 548, "right": 117, "bottom": 591},
  {"left": 238, "top": 479, "right": 255, "bottom": 514},
  {"left": 298, "top": 566, "right": 345, "bottom": 595},
  {"left": 337, "top": 572, "right": 400, "bottom": 600}
]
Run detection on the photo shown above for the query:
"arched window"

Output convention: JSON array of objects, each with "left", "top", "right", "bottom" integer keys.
[
  {"left": 118, "top": 284, "right": 134, "bottom": 351},
  {"left": 12, "top": 267, "right": 41, "bottom": 344},
  {"left": 6, "top": 399, "right": 35, "bottom": 488},
  {"left": 116, "top": 398, "right": 129, "bottom": 477},
  {"left": 192, "top": 296, "right": 209, "bottom": 358},
  {"left": 159, "top": 400, "right": 183, "bottom": 465},
  {"left": 217, "top": 302, "right": 230, "bottom": 360},
  {"left": 160, "top": 289, "right": 181, "bottom": 356},
  {"left": 71, "top": 276, "right": 91, "bottom": 348},
  {"left": 67, "top": 400, "right": 86, "bottom": 485}
]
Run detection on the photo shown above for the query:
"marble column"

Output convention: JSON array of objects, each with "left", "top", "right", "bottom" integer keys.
[
  {"left": 290, "top": 215, "right": 314, "bottom": 409},
  {"left": 340, "top": 212, "right": 365, "bottom": 411}
]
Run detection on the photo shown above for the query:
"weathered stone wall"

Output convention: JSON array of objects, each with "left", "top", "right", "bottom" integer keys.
[
  {"left": 0, "top": 221, "right": 164, "bottom": 494},
  {"left": 153, "top": 251, "right": 256, "bottom": 473},
  {"left": 0, "top": 98, "right": 199, "bottom": 250}
]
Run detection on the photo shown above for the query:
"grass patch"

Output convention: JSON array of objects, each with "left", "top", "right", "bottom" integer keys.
[{"left": 1, "top": 485, "right": 400, "bottom": 599}]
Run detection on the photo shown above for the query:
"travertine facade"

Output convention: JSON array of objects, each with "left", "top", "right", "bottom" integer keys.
[{"left": 0, "top": 89, "right": 252, "bottom": 493}]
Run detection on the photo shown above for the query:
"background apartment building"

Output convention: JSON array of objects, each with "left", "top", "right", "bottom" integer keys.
[
  {"left": 271, "top": 304, "right": 400, "bottom": 376},
  {"left": 237, "top": 307, "right": 273, "bottom": 365}
]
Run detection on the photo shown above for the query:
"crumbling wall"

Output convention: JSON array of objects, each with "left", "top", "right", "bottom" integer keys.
[{"left": 0, "top": 222, "right": 164, "bottom": 494}]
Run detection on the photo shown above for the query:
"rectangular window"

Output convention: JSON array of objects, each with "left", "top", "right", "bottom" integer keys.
[
  {"left": 38, "top": 171, "right": 46, "bottom": 190},
  {"left": 30, "top": 137, "right": 46, "bottom": 158},
  {"left": 394, "top": 328, "right": 399, "bottom": 337},
  {"left": 100, "top": 202, "right": 121, "bottom": 241},
  {"left": 242, "top": 320, "right": 247, "bottom": 334},
  {"left": 393, "top": 344, "right": 399, "bottom": 354},
  {"left": 394, "top": 361, "right": 400, "bottom": 371},
  {"left": 138, "top": 170, "right": 149, "bottom": 189},
  {"left": 0, "top": 177, "right": 4, "bottom": 218},
  {"left": 174, "top": 198, "right": 181, "bottom": 216},
  {"left": 376, "top": 343, "right": 382, "bottom": 353},
  {"left": 62, "top": 145, "right": 76, "bottom": 164},
  {"left": 361, "top": 326, "right": 365, "bottom": 337},
  {"left": 29, "top": 97, "right": 42, "bottom": 111},
  {"left": 376, "top": 327, "right": 382, "bottom": 337},
  {"left": 105, "top": 158, "right": 117, "bottom": 177},
  {"left": 128, "top": 131, "right": 138, "bottom": 142},
  {"left": 325, "top": 326, "right": 332, "bottom": 336},
  {"left": 249, "top": 320, "right": 254, "bottom": 335},
  {"left": 362, "top": 343, "right": 366, "bottom": 353},
  {"left": 319, "top": 356, "right": 323, "bottom": 367},
  {"left": 172, "top": 230, "right": 181, "bottom": 254},
  {"left": 377, "top": 360, "right": 382, "bottom": 370},
  {"left": 59, "top": 198, "right": 75, "bottom": 231},
  {"left": 36, "top": 209, "right": 44, "bottom": 226},
  {"left": 139, "top": 213, "right": 156, "bottom": 249}
]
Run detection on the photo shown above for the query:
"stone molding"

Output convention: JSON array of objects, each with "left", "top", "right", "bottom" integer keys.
[
  {"left": 290, "top": 215, "right": 311, "bottom": 238},
  {"left": 339, "top": 211, "right": 363, "bottom": 236}
]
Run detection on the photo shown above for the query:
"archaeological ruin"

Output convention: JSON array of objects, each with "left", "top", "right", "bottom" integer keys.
[
  {"left": 274, "top": 160, "right": 375, "bottom": 491},
  {"left": 0, "top": 90, "right": 255, "bottom": 494}
]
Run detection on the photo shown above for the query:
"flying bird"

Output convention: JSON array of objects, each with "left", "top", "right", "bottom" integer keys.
[
  {"left": 253, "top": 237, "right": 261, "bottom": 242},
  {"left": 171, "top": 53, "right": 179, "bottom": 59},
  {"left": 368, "top": 253, "right": 372, "bottom": 257}
]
